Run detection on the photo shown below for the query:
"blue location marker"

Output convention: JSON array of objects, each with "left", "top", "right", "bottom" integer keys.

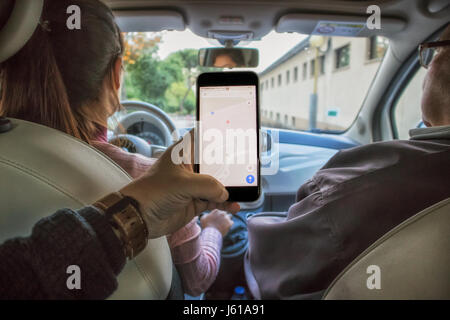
[
  {"left": 211, "top": 111, "right": 215, "bottom": 115},
  {"left": 246, "top": 174, "right": 255, "bottom": 184}
]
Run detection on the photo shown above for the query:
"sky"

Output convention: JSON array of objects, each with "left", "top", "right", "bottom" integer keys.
[{"left": 155, "top": 29, "right": 307, "bottom": 73}]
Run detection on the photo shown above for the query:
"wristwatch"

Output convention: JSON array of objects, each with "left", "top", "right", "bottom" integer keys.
[{"left": 93, "top": 192, "right": 148, "bottom": 259}]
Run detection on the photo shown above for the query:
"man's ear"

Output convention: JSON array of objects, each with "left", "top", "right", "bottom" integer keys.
[
  {"left": 113, "top": 57, "right": 123, "bottom": 91},
  {"left": 423, "top": 119, "right": 432, "bottom": 127}
]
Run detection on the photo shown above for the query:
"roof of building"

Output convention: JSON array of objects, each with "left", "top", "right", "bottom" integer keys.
[{"left": 259, "top": 36, "right": 311, "bottom": 77}]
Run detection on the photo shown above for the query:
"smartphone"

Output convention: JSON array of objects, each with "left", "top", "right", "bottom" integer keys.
[{"left": 196, "top": 71, "right": 260, "bottom": 202}]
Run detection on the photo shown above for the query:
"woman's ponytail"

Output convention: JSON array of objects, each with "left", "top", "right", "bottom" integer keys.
[
  {"left": 0, "top": 22, "right": 85, "bottom": 141},
  {"left": 0, "top": 0, "right": 124, "bottom": 144}
]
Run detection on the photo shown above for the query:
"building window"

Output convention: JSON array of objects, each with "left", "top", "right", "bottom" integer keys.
[
  {"left": 310, "top": 59, "right": 315, "bottom": 77},
  {"left": 276, "top": 113, "right": 280, "bottom": 123},
  {"left": 293, "top": 67, "right": 298, "bottom": 82},
  {"left": 368, "top": 36, "right": 389, "bottom": 60},
  {"left": 291, "top": 116, "right": 296, "bottom": 128},
  {"left": 335, "top": 44, "right": 350, "bottom": 69},
  {"left": 302, "top": 62, "right": 307, "bottom": 80},
  {"left": 278, "top": 74, "right": 282, "bottom": 86},
  {"left": 271, "top": 77, "right": 274, "bottom": 88},
  {"left": 284, "top": 114, "right": 288, "bottom": 126},
  {"left": 319, "top": 56, "right": 325, "bottom": 75},
  {"left": 286, "top": 70, "right": 290, "bottom": 84},
  {"left": 270, "top": 111, "right": 273, "bottom": 119}
]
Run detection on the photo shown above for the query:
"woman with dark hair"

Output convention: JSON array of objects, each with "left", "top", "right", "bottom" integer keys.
[{"left": 0, "top": 0, "right": 232, "bottom": 297}]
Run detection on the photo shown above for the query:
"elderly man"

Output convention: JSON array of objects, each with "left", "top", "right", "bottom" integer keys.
[{"left": 246, "top": 25, "right": 450, "bottom": 299}]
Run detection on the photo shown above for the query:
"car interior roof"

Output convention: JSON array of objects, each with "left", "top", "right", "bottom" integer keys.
[{"left": 103, "top": 0, "right": 449, "bottom": 59}]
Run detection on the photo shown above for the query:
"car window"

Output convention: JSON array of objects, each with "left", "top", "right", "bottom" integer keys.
[
  {"left": 120, "top": 31, "right": 389, "bottom": 133},
  {"left": 393, "top": 68, "right": 427, "bottom": 139},
  {"left": 260, "top": 36, "right": 388, "bottom": 132}
]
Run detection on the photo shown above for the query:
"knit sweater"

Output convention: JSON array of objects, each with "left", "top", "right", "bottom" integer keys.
[{"left": 0, "top": 206, "right": 125, "bottom": 299}]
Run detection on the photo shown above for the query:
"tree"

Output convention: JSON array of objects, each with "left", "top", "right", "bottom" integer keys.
[
  {"left": 165, "top": 81, "right": 195, "bottom": 114},
  {"left": 125, "top": 51, "right": 184, "bottom": 109},
  {"left": 121, "top": 34, "right": 219, "bottom": 114},
  {"left": 121, "top": 32, "right": 161, "bottom": 101},
  {"left": 122, "top": 32, "right": 161, "bottom": 66},
  {"left": 165, "top": 49, "right": 217, "bottom": 113}
]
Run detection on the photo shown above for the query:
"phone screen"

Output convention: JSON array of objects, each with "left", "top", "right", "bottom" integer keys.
[{"left": 198, "top": 85, "right": 258, "bottom": 187}]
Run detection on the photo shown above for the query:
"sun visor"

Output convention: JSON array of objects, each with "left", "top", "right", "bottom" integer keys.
[
  {"left": 276, "top": 13, "right": 406, "bottom": 37},
  {"left": 114, "top": 10, "right": 185, "bottom": 32}
]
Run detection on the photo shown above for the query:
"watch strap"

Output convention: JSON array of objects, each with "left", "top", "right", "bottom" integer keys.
[{"left": 94, "top": 192, "right": 148, "bottom": 259}]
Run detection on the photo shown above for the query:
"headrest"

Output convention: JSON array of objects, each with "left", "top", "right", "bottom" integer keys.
[
  {"left": 0, "top": 118, "right": 173, "bottom": 299},
  {"left": 0, "top": 0, "right": 44, "bottom": 63},
  {"left": 0, "top": 1, "right": 14, "bottom": 30}
]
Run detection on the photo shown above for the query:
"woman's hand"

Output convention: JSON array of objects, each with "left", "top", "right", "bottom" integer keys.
[
  {"left": 200, "top": 209, "right": 234, "bottom": 237},
  {"left": 120, "top": 135, "right": 240, "bottom": 238}
]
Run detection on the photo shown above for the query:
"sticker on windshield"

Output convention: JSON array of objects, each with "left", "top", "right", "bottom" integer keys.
[{"left": 312, "top": 21, "right": 365, "bottom": 36}]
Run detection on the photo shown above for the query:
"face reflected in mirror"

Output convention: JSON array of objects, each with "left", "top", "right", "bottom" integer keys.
[
  {"left": 198, "top": 47, "right": 259, "bottom": 68},
  {"left": 213, "top": 51, "right": 245, "bottom": 68},
  {"left": 213, "top": 54, "right": 238, "bottom": 68}
]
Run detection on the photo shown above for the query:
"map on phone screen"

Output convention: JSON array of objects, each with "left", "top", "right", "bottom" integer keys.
[{"left": 199, "top": 85, "right": 258, "bottom": 187}]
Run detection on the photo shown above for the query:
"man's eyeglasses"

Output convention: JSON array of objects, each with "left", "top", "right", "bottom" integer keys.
[{"left": 419, "top": 40, "right": 450, "bottom": 69}]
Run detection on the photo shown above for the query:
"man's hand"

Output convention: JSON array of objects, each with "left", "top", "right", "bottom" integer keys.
[{"left": 120, "top": 136, "right": 240, "bottom": 238}]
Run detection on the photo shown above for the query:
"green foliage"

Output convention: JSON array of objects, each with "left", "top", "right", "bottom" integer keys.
[
  {"left": 123, "top": 41, "right": 219, "bottom": 115},
  {"left": 165, "top": 82, "right": 195, "bottom": 115},
  {"left": 125, "top": 50, "right": 182, "bottom": 108}
]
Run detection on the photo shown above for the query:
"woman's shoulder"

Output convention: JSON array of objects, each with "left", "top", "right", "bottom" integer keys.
[{"left": 91, "top": 141, "right": 156, "bottom": 179}]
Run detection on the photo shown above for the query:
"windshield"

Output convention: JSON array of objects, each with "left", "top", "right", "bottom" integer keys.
[{"left": 120, "top": 30, "right": 389, "bottom": 133}]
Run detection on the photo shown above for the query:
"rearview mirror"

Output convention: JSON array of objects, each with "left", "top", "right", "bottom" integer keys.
[{"left": 198, "top": 47, "right": 259, "bottom": 68}]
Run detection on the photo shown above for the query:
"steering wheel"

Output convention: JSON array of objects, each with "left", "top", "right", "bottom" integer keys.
[{"left": 109, "top": 100, "right": 180, "bottom": 158}]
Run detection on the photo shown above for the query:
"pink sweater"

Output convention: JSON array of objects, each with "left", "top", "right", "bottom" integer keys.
[{"left": 91, "top": 139, "right": 222, "bottom": 296}]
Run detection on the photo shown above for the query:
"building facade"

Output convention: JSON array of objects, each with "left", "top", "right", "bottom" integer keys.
[{"left": 259, "top": 36, "right": 389, "bottom": 131}]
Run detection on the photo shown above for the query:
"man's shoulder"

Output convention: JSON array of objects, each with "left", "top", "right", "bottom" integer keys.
[
  {"left": 312, "top": 139, "right": 450, "bottom": 192},
  {"left": 326, "top": 138, "right": 450, "bottom": 167},
  {"left": 342, "top": 138, "right": 443, "bottom": 153}
]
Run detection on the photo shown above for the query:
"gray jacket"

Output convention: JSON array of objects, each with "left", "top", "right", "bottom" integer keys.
[{"left": 246, "top": 125, "right": 450, "bottom": 299}]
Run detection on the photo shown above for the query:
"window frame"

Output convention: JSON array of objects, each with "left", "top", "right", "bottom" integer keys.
[
  {"left": 302, "top": 62, "right": 307, "bottom": 80},
  {"left": 367, "top": 36, "right": 389, "bottom": 62},
  {"left": 310, "top": 59, "right": 315, "bottom": 77},
  {"left": 335, "top": 44, "right": 351, "bottom": 70},
  {"left": 319, "top": 55, "right": 325, "bottom": 75}
]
